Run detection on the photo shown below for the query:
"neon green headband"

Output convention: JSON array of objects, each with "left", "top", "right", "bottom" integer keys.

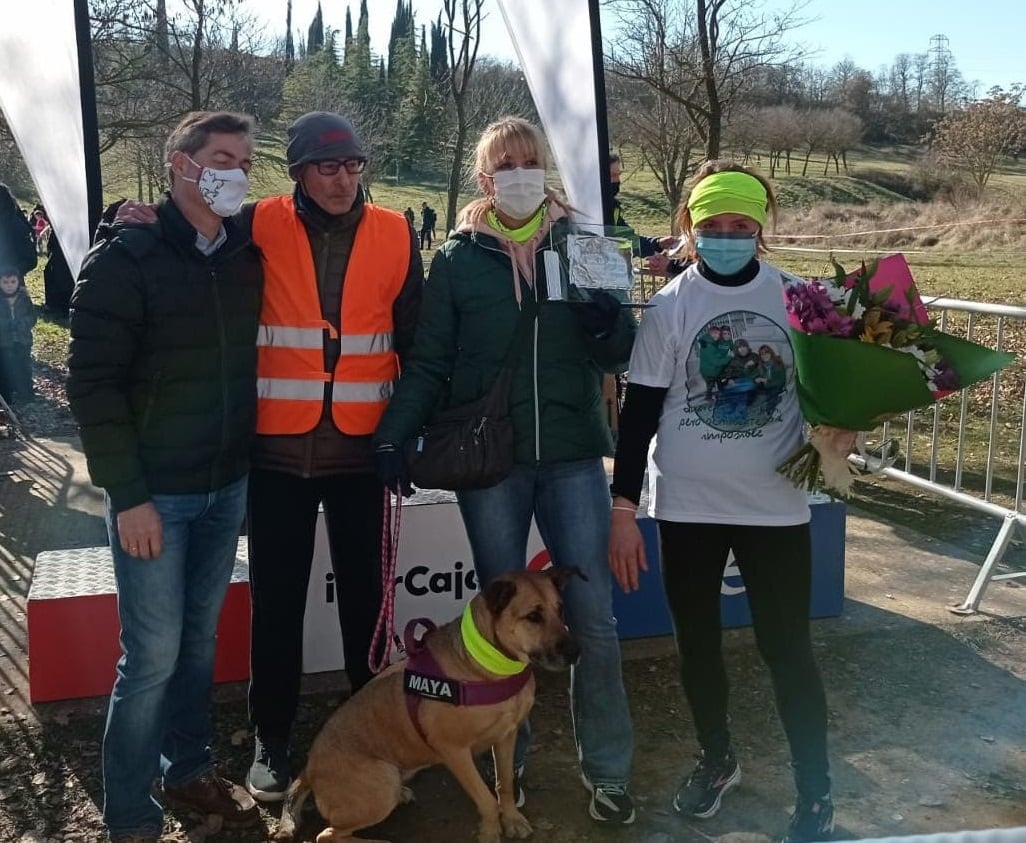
[
  {"left": 461, "top": 603, "right": 527, "bottom": 676},
  {"left": 687, "top": 171, "right": 768, "bottom": 228}
]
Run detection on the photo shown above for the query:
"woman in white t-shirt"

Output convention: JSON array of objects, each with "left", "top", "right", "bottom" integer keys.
[{"left": 608, "top": 161, "right": 833, "bottom": 843}]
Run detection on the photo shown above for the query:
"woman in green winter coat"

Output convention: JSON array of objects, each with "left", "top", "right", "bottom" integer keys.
[{"left": 374, "top": 116, "right": 638, "bottom": 825}]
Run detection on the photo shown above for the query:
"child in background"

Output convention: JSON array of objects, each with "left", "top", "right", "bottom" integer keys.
[{"left": 0, "top": 268, "right": 37, "bottom": 404}]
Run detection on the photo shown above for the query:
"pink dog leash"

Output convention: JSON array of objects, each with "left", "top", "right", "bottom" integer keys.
[{"left": 368, "top": 488, "right": 402, "bottom": 675}]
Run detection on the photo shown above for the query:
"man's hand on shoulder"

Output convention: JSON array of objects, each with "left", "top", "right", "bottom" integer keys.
[{"left": 115, "top": 199, "right": 159, "bottom": 226}]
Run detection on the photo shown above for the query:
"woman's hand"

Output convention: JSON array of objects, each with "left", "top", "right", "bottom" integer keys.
[
  {"left": 644, "top": 253, "right": 670, "bottom": 276},
  {"left": 609, "top": 504, "right": 648, "bottom": 593}
]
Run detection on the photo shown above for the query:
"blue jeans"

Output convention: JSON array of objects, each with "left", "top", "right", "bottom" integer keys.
[
  {"left": 457, "top": 458, "right": 634, "bottom": 787},
  {"left": 101, "top": 476, "right": 247, "bottom": 837}
]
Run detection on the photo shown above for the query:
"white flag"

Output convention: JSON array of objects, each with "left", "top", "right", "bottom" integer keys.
[
  {"left": 496, "top": 0, "right": 605, "bottom": 225},
  {"left": 0, "top": 1, "right": 92, "bottom": 277}
]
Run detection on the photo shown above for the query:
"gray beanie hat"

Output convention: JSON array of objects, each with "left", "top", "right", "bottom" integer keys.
[{"left": 286, "top": 112, "right": 366, "bottom": 176}]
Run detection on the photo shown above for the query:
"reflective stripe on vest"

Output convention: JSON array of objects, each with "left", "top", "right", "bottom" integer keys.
[
  {"left": 258, "top": 377, "right": 395, "bottom": 403},
  {"left": 252, "top": 197, "right": 411, "bottom": 435},
  {"left": 256, "top": 325, "right": 394, "bottom": 355}
]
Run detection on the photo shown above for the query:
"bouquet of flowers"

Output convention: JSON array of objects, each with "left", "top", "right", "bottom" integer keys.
[{"left": 778, "top": 254, "right": 1014, "bottom": 493}]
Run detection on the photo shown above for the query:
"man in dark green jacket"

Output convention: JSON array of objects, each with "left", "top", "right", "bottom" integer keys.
[{"left": 67, "top": 111, "right": 262, "bottom": 843}]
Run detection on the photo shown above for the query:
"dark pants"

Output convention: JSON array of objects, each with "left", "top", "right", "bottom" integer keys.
[
  {"left": 0, "top": 343, "right": 32, "bottom": 402},
  {"left": 247, "top": 468, "right": 385, "bottom": 746},
  {"left": 420, "top": 225, "right": 432, "bottom": 250},
  {"left": 658, "top": 520, "right": 830, "bottom": 799}
]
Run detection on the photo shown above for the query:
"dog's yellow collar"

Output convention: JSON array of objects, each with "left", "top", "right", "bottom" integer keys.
[{"left": 461, "top": 603, "right": 527, "bottom": 676}]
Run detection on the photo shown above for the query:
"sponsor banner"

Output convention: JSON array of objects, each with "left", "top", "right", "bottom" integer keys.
[
  {"left": 301, "top": 501, "right": 545, "bottom": 673},
  {"left": 300, "top": 498, "right": 846, "bottom": 672}
]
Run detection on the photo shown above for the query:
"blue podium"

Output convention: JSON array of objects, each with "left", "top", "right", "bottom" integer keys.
[{"left": 611, "top": 497, "right": 846, "bottom": 639}]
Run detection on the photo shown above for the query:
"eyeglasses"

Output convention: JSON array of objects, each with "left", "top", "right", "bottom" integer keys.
[{"left": 313, "top": 158, "right": 367, "bottom": 176}]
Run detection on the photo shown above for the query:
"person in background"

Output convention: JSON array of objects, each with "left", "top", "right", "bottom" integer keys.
[
  {"left": 419, "top": 200, "right": 437, "bottom": 250},
  {"left": 42, "top": 230, "right": 75, "bottom": 318},
  {"left": 68, "top": 110, "right": 263, "bottom": 843},
  {"left": 0, "top": 183, "right": 37, "bottom": 278},
  {"left": 32, "top": 209, "right": 50, "bottom": 255},
  {"left": 608, "top": 160, "right": 834, "bottom": 843},
  {"left": 0, "top": 267, "right": 36, "bottom": 404},
  {"left": 375, "top": 116, "right": 638, "bottom": 825},
  {"left": 608, "top": 152, "right": 680, "bottom": 275},
  {"left": 403, "top": 206, "right": 416, "bottom": 229}
]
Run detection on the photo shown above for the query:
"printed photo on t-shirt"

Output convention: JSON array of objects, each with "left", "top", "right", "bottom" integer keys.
[{"left": 687, "top": 311, "right": 793, "bottom": 432}]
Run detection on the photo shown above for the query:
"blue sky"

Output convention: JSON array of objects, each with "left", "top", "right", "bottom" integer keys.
[{"left": 253, "top": 0, "right": 1022, "bottom": 96}]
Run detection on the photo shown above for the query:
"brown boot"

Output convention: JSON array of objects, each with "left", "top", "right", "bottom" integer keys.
[{"left": 162, "top": 773, "right": 260, "bottom": 829}]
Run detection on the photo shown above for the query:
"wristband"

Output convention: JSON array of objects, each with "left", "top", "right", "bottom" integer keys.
[{"left": 611, "top": 505, "right": 637, "bottom": 513}]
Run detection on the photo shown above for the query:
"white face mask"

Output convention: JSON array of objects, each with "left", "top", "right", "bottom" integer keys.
[
  {"left": 180, "top": 154, "right": 250, "bottom": 217},
  {"left": 488, "top": 167, "right": 547, "bottom": 219}
]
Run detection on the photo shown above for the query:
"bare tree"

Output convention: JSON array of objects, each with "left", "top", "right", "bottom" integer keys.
[
  {"left": 759, "top": 105, "right": 801, "bottom": 176},
  {"left": 932, "top": 86, "right": 1026, "bottom": 192},
  {"left": 723, "top": 107, "right": 760, "bottom": 165},
  {"left": 820, "top": 108, "right": 863, "bottom": 174},
  {"left": 608, "top": 75, "right": 699, "bottom": 230},
  {"left": 440, "top": 0, "right": 483, "bottom": 231},
  {"left": 90, "top": 0, "right": 283, "bottom": 152},
  {"left": 606, "top": 0, "right": 809, "bottom": 159},
  {"left": 796, "top": 107, "right": 828, "bottom": 176}
]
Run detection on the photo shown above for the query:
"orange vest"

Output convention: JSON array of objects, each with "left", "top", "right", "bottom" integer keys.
[{"left": 252, "top": 196, "right": 411, "bottom": 436}]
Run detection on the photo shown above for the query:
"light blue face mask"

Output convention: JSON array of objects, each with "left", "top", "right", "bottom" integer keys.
[{"left": 695, "top": 232, "right": 758, "bottom": 276}]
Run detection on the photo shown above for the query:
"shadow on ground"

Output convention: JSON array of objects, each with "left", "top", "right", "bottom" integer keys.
[{"left": 2, "top": 596, "right": 1025, "bottom": 843}]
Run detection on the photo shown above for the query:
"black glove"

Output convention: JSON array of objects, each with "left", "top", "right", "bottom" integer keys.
[
  {"left": 567, "top": 286, "right": 622, "bottom": 340},
  {"left": 375, "top": 442, "right": 414, "bottom": 498}
]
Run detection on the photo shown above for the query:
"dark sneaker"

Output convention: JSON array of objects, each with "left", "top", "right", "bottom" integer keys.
[
  {"left": 109, "top": 836, "right": 159, "bottom": 842},
  {"left": 247, "top": 736, "right": 291, "bottom": 802},
  {"left": 162, "top": 773, "right": 259, "bottom": 829},
  {"left": 781, "top": 795, "right": 835, "bottom": 843},
  {"left": 672, "top": 750, "right": 741, "bottom": 819},
  {"left": 582, "top": 777, "right": 636, "bottom": 824}
]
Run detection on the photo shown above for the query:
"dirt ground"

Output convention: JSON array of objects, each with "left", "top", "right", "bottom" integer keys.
[{"left": 2, "top": 384, "right": 1026, "bottom": 843}]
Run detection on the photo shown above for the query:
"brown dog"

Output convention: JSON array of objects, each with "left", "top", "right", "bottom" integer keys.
[{"left": 274, "top": 567, "right": 581, "bottom": 843}]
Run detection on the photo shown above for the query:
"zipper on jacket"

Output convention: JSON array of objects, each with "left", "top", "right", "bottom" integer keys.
[
  {"left": 305, "top": 230, "right": 333, "bottom": 480},
  {"left": 532, "top": 279, "right": 541, "bottom": 463}
]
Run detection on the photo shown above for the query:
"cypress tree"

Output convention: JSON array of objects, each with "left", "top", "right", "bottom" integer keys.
[{"left": 308, "top": 2, "right": 324, "bottom": 54}]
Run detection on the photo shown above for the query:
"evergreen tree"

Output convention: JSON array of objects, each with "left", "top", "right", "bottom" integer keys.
[
  {"left": 285, "top": 0, "right": 295, "bottom": 65},
  {"left": 308, "top": 2, "right": 324, "bottom": 54},
  {"left": 430, "top": 15, "right": 448, "bottom": 83},
  {"left": 388, "top": 1, "right": 415, "bottom": 77}
]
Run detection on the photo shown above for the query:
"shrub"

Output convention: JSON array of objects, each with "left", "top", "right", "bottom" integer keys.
[{"left": 850, "top": 167, "right": 930, "bottom": 201}]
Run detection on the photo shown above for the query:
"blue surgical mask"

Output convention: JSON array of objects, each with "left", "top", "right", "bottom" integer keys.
[{"left": 695, "top": 233, "right": 758, "bottom": 276}]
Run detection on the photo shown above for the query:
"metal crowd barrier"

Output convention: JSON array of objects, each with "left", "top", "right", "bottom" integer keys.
[
  {"left": 837, "top": 831, "right": 1026, "bottom": 843},
  {"left": 632, "top": 266, "right": 1026, "bottom": 615},
  {"left": 859, "top": 297, "right": 1026, "bottom": 614}
]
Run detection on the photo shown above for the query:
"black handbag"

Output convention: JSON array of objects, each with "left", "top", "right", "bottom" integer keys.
[{"left": 404, "top": 305, "right": 535, "bottom": 491}]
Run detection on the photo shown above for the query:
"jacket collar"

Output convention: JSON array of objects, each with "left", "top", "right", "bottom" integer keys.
[
  {"left": 156, "top": 193, "right": 249, "bottom": 257},
  {"left": 293, "top": 183, "right": 365, "bottom": 234}
]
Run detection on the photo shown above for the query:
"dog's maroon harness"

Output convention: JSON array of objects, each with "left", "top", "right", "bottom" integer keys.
[{"left": 402, "top": 618, "right": 533, "bottom": 745}]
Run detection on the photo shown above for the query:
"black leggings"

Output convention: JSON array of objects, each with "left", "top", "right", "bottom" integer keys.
[
  {"left": 247, "top": 469, "right": 384, "bottom": 745},
  {"left": 658, "top": 520, "right": 830, "bottom": 798}
]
